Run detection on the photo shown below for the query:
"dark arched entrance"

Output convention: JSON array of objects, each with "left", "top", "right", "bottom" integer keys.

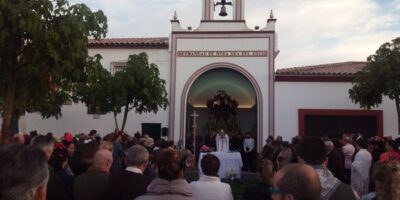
[{"left": 185, "top": 68, "right": 257, "bottom": 152}]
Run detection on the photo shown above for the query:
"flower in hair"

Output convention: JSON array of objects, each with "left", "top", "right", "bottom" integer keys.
[{"left": 54, "top": 142, "right": 65, "bottom": 149}]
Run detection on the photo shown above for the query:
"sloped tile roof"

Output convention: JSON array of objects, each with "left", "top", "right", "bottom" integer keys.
[
  {"left": 88, "top": 37, "right": 169, "bottom": 48},
  {"left": 276, "top": 61, "right": 367, "bottom": 75}
]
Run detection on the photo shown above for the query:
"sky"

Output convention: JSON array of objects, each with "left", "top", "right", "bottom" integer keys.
[{"left": 69, "top": 0, "right": 400, "bottom": 68}]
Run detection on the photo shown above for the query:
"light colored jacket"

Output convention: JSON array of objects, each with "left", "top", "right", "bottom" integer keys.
[
  {"left": 342, "top": 143, "right": 355, "bottom": 169},
  {"left": 351, "top": 149, "right": 372, "bottom": 198},
  {"left": 190, "top": 175, "right": 234, "bottom": 200},
  {"left": 135, "top": 178, "right": 197, "bottom": 200}
]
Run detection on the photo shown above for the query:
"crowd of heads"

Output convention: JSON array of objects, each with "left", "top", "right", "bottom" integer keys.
[
  {"left": 0, "top": 129, "right": 196, "bottom": 200},
  {"left": 2, "top": 128, "right": 400, "bottom": 200},
  {"left": 260, "top": 133, "right": 400, "bottom": 200}
]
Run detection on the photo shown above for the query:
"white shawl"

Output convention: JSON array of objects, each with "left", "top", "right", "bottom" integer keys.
[{"left": 351, "top": 149, "right": 372, "bottom": 198}]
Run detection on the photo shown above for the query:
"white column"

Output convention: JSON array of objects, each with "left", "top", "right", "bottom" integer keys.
[
  {"left": 202, "top": 0, "right": 215, "bottom": 21},
  {"left": 233, "top": 0, "right": 244, "bottom": 20}
]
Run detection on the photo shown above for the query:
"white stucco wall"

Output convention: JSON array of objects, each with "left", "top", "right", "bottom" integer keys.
[
  {"left": 23, "top": 48, "right": 171, "bottom": 137},
  {"left": 275, "top": 81, "right": 398, "bottom": 141}
]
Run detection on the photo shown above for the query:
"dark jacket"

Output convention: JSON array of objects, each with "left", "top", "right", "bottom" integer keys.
[
  {"left": 47, "top": 166, "right": 73, "bottom": 200},
  {"left": 327, "top": 148, "right": 346, "bottom": 182},
  {"left": 242, "top": 183, "right": 272, "bottom": 200},
  {"left": 107, "top": 170, "right": 153, "bottom": 200},
  {"left": 329, "top": 182, "right": 357, "bottom": 200},
  {"left": 73, "top": 170, "right": 109, "bottom": 200}
]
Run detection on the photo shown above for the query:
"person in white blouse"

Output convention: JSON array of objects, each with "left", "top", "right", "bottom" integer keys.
[
  {"left": 190, "top": 154, "right": 234, "bottom": 200},
  {"left": 243, "top": 132, "right": 256, "bottom": 171},
  {"left": 351, "top": 138, "right": 372, "bottom": 198},
  {"left": 216, "top": 128, "right": 230, "bottom": 152}
]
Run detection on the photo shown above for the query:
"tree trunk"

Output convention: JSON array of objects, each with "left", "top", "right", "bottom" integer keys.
[
  {"left": 120, "top": 103, "right": 129, "bottom": 132},
  {"left": 113, "top": 112, "right": 119, "bottom": 130},
  {"left": 395, "top": 96, "right": 400, "bottom": 135},
  {"left": 1, "top": 77, "right": 16, "bottom": 144}
]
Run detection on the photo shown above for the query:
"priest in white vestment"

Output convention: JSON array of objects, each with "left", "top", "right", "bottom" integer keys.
[{"left": 216, "top": 129, "right": 229, "bottom": 152}]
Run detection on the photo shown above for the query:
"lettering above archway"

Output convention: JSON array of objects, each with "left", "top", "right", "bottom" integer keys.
[{"left": 177, "top": 50, "right": 268, "bottom": 57}]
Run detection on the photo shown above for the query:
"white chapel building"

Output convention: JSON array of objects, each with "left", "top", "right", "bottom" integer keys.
[{"left": 23, "top": 0, "right": 398, "bottom": 151}]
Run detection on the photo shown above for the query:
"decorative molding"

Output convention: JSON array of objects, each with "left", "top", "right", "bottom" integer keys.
[
  {"left": 87, "top": 45, "right": 168, "bottom": 49},
  {"left": 172, "top": 31, "right": 275, "bottom": 34},
  {"left": 200, "top": 20, "right": 246, "bottom": 23},
  {"left": 275, "top": 75, "right": 353, "bottom": 82},
  {"left": 177, "top": 51, "right": 268, "bottom": 57}
]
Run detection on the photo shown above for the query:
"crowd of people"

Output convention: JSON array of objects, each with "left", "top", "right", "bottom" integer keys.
[
  {"left": 259, "top": 134, "right": 400, "bottom": 200},
  {"left": 0, "top": 129, "right": 400, "bottom": 200},
  {"left": 0, "top": 129, "right": 195, "bottom": 200}
]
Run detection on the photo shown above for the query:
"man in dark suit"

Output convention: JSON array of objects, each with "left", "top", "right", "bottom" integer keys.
[
  {"left": 107, "top": 144, "right": 153, "bottom": 200},
  {"left": 74, "top": 149, "right": 113, "bottom": 200}
]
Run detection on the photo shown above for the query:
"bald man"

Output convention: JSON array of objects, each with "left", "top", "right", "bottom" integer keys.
[
  {"left": 272, "top": 163, "right": 321, "bottom": 200},
  {"left": 73, "top": 150, "right": 113, "bottom": 200}
]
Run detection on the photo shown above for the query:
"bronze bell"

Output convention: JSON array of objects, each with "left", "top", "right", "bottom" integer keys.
[{"left": 219, "top": 5, "right": 228, "bottom": 16}]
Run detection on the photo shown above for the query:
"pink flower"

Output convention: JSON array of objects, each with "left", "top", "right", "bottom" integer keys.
[{"left": 200, "top": 145, "right": 210, "bottom": 152}]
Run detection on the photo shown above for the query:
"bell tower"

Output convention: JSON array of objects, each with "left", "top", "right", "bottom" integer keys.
[
  {"left": 170, "top": 0, "right": 278, "bottom": 151},
  {"left": 202, "top": 0, "right": 244, "bottom": 21}
]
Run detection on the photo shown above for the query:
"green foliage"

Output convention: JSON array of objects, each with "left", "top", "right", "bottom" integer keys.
[
  {"left": 349, "top": 37, "right": 400, "bottom": 133},
  {"left": 349, "top": 37, "right": 400, "bottom": 108},
  {"left": 74, "top": 55, "right": 112, "bottom": 113},
  {"left": 116, "top": 53, "right": 168, "bottom": 114},
  {"left": 0, "top": 0, "right": 107, "bottom": 119},
  {"left": 77, "top": 52, "right": 168, "bottom": 131}
]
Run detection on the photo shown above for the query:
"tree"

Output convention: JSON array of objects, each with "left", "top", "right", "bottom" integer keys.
[
  {"left": 349, "top": 37, "right": 400, "bottom": 134},
  {"left": 77, "top": 52, "right": 168, "bottom": 132},
  {"left": 0, "top": 0, "right": 107, "bottom": 142}
]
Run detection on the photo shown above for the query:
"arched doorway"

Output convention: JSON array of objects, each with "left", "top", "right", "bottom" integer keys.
[{"left": 180, "top": 63, "right": 263, "bottom": 152}]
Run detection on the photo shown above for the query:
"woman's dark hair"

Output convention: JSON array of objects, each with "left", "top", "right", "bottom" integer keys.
[
  {"left": 157, "top": 149, "right": 183, "bottom": 181},
  {"left": 282, "top": 141, "right": 290, "bottom": 148},
  {"left": 257, "top": 159, "right": 274, "bottom": 185},
  {"left": 49, "top": 147, "right": 68, "bottom": 171},
  {"left": 331, "top": 138, "right": 343, "bottom": 148},
  {"left": 297, "top": 136, "right": 327, "bottom": 165},
  {"left": 89, "top": 129, "right": 97, "bottom": 136},
  {"left": 386, "top": 140, "right": 396, "bottom": 150},
  {"left": 356, "top": 138, "right": 368, "bottom": 149},
  {"left": 62, "top": 140, "right": 74, "bottom": 149},
  {"left": 201, "top": 154, "right": 220, "bottom": 177}
]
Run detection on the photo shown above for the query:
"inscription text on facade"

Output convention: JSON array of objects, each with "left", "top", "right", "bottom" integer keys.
[{"left": 177, "top": 51, "right": 268, "bottom": 57}]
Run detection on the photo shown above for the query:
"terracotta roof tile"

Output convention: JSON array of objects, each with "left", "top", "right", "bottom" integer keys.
[
  {"left": 88, "top": 37, "right": 169, "bottom": 48},
  {"left": 276, "top": 61, "right": 367, "bottom": 75}
]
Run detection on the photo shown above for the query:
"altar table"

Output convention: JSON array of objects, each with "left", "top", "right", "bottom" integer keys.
[{"left": 198, "top": 152, "right": 243, "bottom": 179}]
